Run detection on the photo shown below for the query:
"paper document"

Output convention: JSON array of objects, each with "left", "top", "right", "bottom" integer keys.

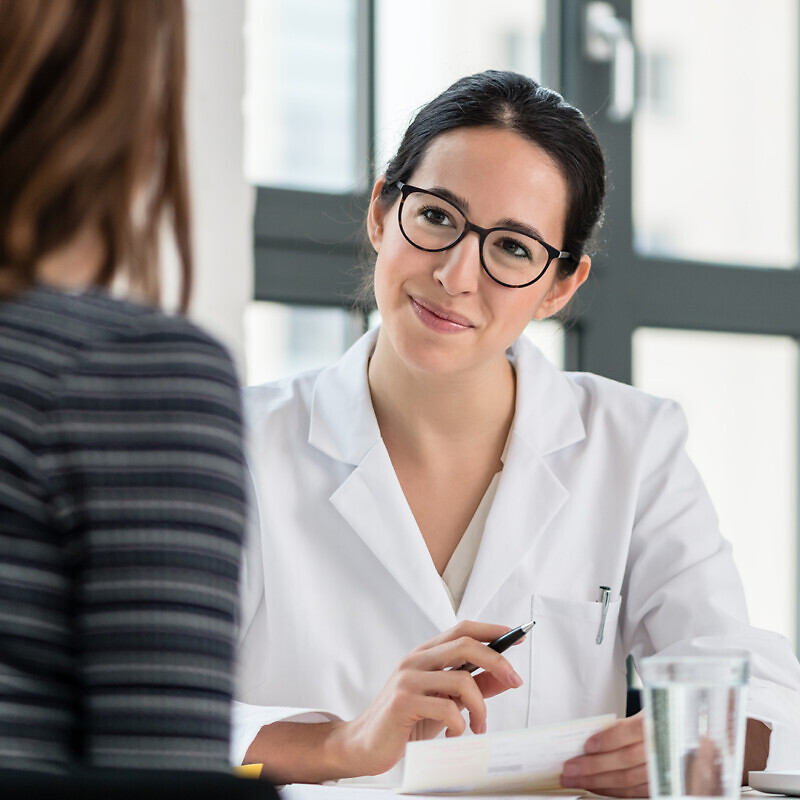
[{"left": 399, "top": 713, "right": 615, "bottom": 794}]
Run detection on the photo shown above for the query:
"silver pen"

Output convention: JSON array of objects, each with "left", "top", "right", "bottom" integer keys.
[{"left": 596, "top": 585, "right": 611, "bottom": 645}]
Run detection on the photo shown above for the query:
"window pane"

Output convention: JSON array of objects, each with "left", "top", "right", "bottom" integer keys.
[
  {"left": 244, "top": 302, "right": 362, "bottom": 385},
  {"left": 633, "top": 0, "right": 798, "bottom": 268},
  {"left": 633, "top": 328, "right": 798, "bottom": 647},
  {"left": 244, "top": 0, "right": 358, "bottom": 191},
  {"left": 375, "top": 0, "right": 546, "bottom": 172}
]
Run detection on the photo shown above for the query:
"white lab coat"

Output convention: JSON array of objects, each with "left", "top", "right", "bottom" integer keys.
[{"left": 233, "top": 328, "right": 800, "bottom": 777}]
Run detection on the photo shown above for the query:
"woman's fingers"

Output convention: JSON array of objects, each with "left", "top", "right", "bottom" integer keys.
[
  {"left": 339, "top": 620, "right": 527, "bottom": 777},
  {"left": 409, "top": 632, "right": 524, "bottom": 690},
  {"left": 565, "top": 775, "right": 650, "bottom": 798},
  {"left": 584, "top": 712, "right": 645, "bottom": 753},
  {"left": 402, "top": 692, "right": 469, "bottom": 737},
  {"left": 562, "top": 759, "right": 649, "bottom": 797},
  {"left": 561, "top": 714, "right": 648, "bottom": 797},
  {"left": 400, "top": 667, "right": 493, "bottom": 733},
  {"left": 472, "top": 668, "right": 520, "bottom": 699},
  {"left": 561, "top": 745, "right": 648, "bottom": 786},
  {"left": 563, "top": 738, "right": 646, "bottom": 776},
  {"left": 413, "top": 620, "right": 513, "bottom": 654}
]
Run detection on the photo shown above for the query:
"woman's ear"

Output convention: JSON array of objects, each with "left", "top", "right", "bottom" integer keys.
[
  {"left": 367, "top": 177, "right": 388, "bottom": 252},
  {"left": 533, "top": 255, "right": 591, "bottom": 320}
]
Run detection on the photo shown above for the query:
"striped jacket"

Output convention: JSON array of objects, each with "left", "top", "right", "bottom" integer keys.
[{"left": 0, "top": 286, "right": 246, "bottom": 770}]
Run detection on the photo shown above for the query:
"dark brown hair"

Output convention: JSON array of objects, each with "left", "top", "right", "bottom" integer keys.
[
  {"left": 0, "top": 0, "right": 192, "bottom": 310},
  {"left": 378, "top": 70, "right": 606, "bottom": 280}
]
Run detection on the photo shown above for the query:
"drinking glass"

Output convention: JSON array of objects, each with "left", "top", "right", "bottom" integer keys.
[{"left": 641, "top": 655, "right": 750, "bottom": 799}]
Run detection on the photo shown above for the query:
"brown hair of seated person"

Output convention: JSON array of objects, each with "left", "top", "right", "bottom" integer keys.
[{"left": 0, "top": 0, "right": 191, "bottom": 309}]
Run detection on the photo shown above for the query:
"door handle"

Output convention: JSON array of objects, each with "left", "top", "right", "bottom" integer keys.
[{"left": 584, "top": 1, "right": 635, "bottom": 122}]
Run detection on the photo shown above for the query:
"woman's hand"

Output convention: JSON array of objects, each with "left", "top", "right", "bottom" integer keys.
[
  {"left": 329, "top": 620, "right": 525, "bottom": 778},
  {"left": 560, "top": 712, "right": 649, "bottom": 797}
]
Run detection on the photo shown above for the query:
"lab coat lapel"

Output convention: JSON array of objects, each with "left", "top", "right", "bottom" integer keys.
[
  {"left": 330, "top": 443, "right": 458, "bottom": 631},
  {"left": 458, "top": 338, "right": 586, "bottom": 621},
  {"left": 309, "top": 330, "right": 458, "bottom": 632}
]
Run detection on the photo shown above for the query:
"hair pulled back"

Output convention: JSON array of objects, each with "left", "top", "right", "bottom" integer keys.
[{"left": 379, "top": 70, "right": 606, "bottom": 279}]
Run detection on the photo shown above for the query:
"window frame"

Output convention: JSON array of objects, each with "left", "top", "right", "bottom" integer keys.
[
  {"left": 251, "top": 0, "right": 800, "bottom": 649},
  {"left": 559, "top": 0, "right": 800, "bottom": 648}
]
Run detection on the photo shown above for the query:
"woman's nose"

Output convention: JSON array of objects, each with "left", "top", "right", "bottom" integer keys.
[{"left": 432, "top": 232, "right": 482, "bottom": 295}]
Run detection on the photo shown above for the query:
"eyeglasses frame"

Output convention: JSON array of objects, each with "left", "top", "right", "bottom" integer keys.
[{"left": 394, "top": 181, "right": 573, "bottom": 289}]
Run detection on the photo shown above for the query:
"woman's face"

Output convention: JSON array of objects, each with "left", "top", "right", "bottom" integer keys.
[{"left": 368, "top": 126, "right": 590, "bottom": 379}]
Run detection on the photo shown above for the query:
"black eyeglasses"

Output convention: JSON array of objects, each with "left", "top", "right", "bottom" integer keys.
[{"left": 395, "top": 181, "right": 573, "bottom": 289}]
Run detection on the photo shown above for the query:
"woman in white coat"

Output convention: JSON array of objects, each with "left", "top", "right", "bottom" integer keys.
[{"left": 235, "top": 71, "right": 800, "bottom": 792}]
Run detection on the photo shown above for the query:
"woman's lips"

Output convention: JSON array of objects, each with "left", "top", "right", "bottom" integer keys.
[{"left": 410, "top": 296, "right": 475, "bottom": 332}]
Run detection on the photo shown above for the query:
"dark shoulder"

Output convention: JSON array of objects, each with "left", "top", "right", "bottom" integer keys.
[
  {"left": 0, "top": 286, "right": 239, "bottom": 392},
  {"left": 0, "top": 287, "right": 245, "bottom": 535}
]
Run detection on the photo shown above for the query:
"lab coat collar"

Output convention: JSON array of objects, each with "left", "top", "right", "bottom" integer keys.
[
  {"left": 311, "top": 329, "right": 457, "bottom": 629},
  {"left": 308, "top": 329, "right": 585, "bottom": 462},
  {"left": 309, "top": 328, "right": 587, "bottom": 629},
  {"left": 506, "top": 334, "right": 586, "bottom": 456},
  {"left": 308, "top": 327, "right": 381, "bottom": 464},
  {"left": 329, "top": 441, "right": 460, "bottom": 631},
  {"left": 457, "top": 335, "right": 586, "bottom": 619}
]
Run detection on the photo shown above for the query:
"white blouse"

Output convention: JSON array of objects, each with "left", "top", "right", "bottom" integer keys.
[{"left": 441, "top": 472, "right": 501, "bottom": 611}]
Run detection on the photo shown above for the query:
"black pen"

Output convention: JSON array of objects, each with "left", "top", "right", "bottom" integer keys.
[{"left": 459, "top": 620, "right": 535, "bottom": 674}]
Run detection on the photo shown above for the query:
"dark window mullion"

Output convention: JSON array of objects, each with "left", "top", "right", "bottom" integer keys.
[
  {"left": 631, "top": 262, "right": 800, "bottom": 337},
  {"left": 253, "top": 0, "right": 375, "bottom": 310}
]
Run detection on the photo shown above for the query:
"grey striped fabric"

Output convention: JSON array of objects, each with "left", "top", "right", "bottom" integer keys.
[{"left": 0, "top": 286, "right": 246, "bottom": 771}]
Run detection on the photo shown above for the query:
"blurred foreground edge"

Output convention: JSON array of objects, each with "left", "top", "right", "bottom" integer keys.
[{"left": 0, "top": 768, "right": 280, "bottom": 799}]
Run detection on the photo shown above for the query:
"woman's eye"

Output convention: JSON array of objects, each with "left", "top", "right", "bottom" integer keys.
[
  {"left": 419, "top": 206, "right": 454, "bottom": 227},
  {"left": 498, "top": 237, "right": 532, "bottom": 260}
]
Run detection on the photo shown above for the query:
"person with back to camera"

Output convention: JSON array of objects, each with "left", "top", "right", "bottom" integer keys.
[
  {"left": 234, "top": 70, "right": 800, "bottom": 794},
  {"left": 0, "top": 0, "right": 250, "bottom": 774}
]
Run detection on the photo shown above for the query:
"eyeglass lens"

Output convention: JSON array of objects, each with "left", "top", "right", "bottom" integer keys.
[{"left": 399, "top": 189, "right": 551, "bottom": 286}]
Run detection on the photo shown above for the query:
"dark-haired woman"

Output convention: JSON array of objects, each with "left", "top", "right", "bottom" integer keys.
[
  {"left": 0, "top": 0, "right": 246, "bottom": 771},
  {"left": 235, "top": 71, "right": 800, "bottom": 792}
]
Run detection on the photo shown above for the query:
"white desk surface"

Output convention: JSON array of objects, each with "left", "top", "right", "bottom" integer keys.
[
  {"left": 281, "top": 786, "right": 582, "bottom": 799},
  {"left": 280, "top": 784, "right": 783, "bottom": 799}
]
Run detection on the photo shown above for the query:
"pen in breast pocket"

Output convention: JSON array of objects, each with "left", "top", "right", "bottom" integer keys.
[
  {"left": 596, "top": 585, "right": 611, "bottom": 644},
  {"left": 459, "top": 620, "right": 535, "bottom": 674}
]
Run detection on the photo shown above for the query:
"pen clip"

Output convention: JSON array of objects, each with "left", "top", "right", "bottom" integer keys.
[{"left": 596, "top": 585, "right": 611, "bottom": 645}]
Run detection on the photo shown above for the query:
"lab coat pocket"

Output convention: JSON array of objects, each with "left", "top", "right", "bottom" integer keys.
[{"left": 527, "top": 593, "right": 624, "bottom": 726}]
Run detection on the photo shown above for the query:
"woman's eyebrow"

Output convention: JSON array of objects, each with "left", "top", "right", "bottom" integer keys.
[
  {"left": 429, "top": 185, "right": 471, "bottom": 212},
  {"left": 429, "top": 185, "right": 548, "bottom": 240},
  {"left": 496, "top": 217, "right": 547, "bottom": 241}
]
